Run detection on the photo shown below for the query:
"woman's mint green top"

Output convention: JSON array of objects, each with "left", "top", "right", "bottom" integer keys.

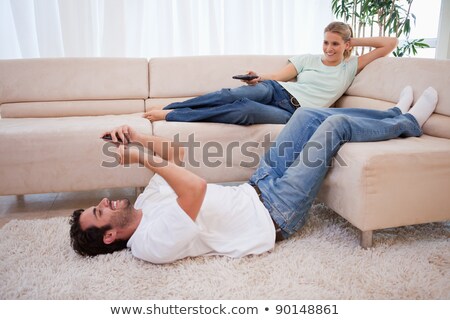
[{"left": 278, "top": 54, "right": 358, "bottom": 108}]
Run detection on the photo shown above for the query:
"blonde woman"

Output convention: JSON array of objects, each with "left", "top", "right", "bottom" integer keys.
[{"left": 144, "top": 22, "right": 398, "bottom": 125}]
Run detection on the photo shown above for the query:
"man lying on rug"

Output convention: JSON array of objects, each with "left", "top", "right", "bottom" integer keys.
[{"left": 70, "top": 87, "right": 438, "bottom": 264}]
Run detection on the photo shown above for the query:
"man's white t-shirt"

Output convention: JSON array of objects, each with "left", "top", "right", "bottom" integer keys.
[{"left": 127, "top": 174, "right": 275, "bottom": 264}]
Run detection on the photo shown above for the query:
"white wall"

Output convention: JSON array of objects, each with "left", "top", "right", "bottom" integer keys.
[{"left": 436, "top": 0, "right": 450, "bottom": 59}]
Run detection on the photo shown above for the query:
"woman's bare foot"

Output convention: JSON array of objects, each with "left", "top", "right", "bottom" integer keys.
[{"left": 143, "top": 110, "right": 171, "bottom": 121}]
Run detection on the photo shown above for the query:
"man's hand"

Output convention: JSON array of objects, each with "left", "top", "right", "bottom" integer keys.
[
  {"left": 101, "top": 125, "right": 140, "bottom": 145},
  {"left": 103, "top": 126, "right": 204, "bottom": 221}
]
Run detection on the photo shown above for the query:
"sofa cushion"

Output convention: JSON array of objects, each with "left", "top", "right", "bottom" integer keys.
[
  {"left": 1, "top": 100, "right": 145, "bottom": 118},
  {"left": 335, "top": 95, "right": 395, "bottom": 111},
  {"left": 148, "top": 55, "right": 290, "bottom": 99},
  {"left": 145, "top": 97, "right": 196, "bottom": 111},
  {"left": 343, "top": 57, "right": 450, "bottom": 139},
  {"left": 318, "top": 134, "right": 450, "bottom": 231},
  {"left": 0, "top": 114, "right": 153, "bottom": 195},
  {"left": 0, "top": 58, "right": 149, "bottom": 117},
  {"left": 152, "top": 120, "right": 285, "bottom": 183}
]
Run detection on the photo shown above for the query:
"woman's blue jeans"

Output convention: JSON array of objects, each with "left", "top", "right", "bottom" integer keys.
[
  {"left": 248, "top": 106, "right": 423, "bottom": 239},
  {"left": 164, "top": 80, "right": 296, "bottom": 125}
]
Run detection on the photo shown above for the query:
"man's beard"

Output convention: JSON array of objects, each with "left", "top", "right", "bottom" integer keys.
[{"left": 110, "top": 199, "right": 133, "bottom": 228}]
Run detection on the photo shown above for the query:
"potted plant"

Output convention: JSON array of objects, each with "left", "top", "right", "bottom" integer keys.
[{"left": 331, "top": 0, "right": 429, "bottom": 57}]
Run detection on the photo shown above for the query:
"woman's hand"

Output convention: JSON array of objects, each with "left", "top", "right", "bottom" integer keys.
[
  {"left": 242, "top": 70, "right": 261, "bottom": 86},
  {"left": 351, "top": 37, "right": 398, "bottom": 73}
]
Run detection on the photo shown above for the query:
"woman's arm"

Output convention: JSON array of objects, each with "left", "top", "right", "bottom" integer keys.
[
  {"left": 259, "top": 63, "right": 298, "bottom": 81},
  {"left": 351, "top": 37, "right": 398, "bottom": 73},
  {"left": 244, "top": 63, "right": 298, "bottom": 85}
]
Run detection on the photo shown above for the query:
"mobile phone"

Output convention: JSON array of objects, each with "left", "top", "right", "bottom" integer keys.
[
  {"left": 101, "top": 133, "right": 128, "bottom": 144},
  {"left": 232, "top": 74, "right": 259, "bottom": 81}
]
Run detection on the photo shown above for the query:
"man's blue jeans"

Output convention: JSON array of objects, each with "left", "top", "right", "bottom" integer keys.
[
  {"left": 164, "top": 80, "right": 296, "bottom": 125},
  {"left": 248, "top": 106, "right": 423, "bottom": 239}
]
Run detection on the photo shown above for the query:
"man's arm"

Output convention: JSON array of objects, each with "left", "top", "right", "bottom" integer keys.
[
  {"left": 104, "top": 125, "right": 185, "bottom": 165},
  {"left": 143, "top": 152, "right": 206, "bottom": 221},
  {"left": 106, "top": 126, "right": 205, "bottom": 221}
]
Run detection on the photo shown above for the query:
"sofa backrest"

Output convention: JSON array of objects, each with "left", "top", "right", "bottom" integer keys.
[
  {"left": 0, "top": 58, "right": 148, "bottom": 118},
  {"left": 336, "top": 57, "right": 450, "bottom": 139},
  {"left": 147, "top": 55, "right": 290, "bottom": 109}
]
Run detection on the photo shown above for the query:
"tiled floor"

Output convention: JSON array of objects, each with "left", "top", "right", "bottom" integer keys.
[{"left": 0, "top": 188, "right": 138, "bottom": 228}]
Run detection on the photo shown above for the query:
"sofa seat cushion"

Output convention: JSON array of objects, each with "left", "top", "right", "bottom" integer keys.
[
  {"left": 152, "top": 121, "right": 285, "bottom": 183},
  {"left": 318, "top": 134, "right": 450, "bottom": 231},
  {"left": 0, "top": 114, "right": 153, "bottom": 195}
]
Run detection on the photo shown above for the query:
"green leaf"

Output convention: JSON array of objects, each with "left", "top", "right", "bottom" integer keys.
[
  {"left": 332, "top": 0, "right": 425, "bottom": 57},
  {"left": 404, "top": 18, "right": 411, "bottom": 35}
]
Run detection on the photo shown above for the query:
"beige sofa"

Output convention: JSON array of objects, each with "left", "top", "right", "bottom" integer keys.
[{"left": 0, "top": 56, "right": 449, "bottom": 248}]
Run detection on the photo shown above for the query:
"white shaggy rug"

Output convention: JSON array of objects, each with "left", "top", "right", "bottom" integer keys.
[{"left": 1, "top": 204, "right": 449, "bottom": 300}]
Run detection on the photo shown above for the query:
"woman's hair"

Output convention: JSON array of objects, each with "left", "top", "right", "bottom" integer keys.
[
  {"left": 324, "top": 21, "right": 354, "bottom": 59},
  {"left": 69, "top": 208, "right": 128, "bottom": 257}
]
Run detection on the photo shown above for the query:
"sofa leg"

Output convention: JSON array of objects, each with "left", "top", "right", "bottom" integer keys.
[
  {"left": 135, "top": 187, "right": 145, "bottom": 197},
  {"left": 16, "top": 195, "right": 24, "bottom": 202},
  {"left": 360, "top": 230, "right": 373, "bottom": 249}
]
